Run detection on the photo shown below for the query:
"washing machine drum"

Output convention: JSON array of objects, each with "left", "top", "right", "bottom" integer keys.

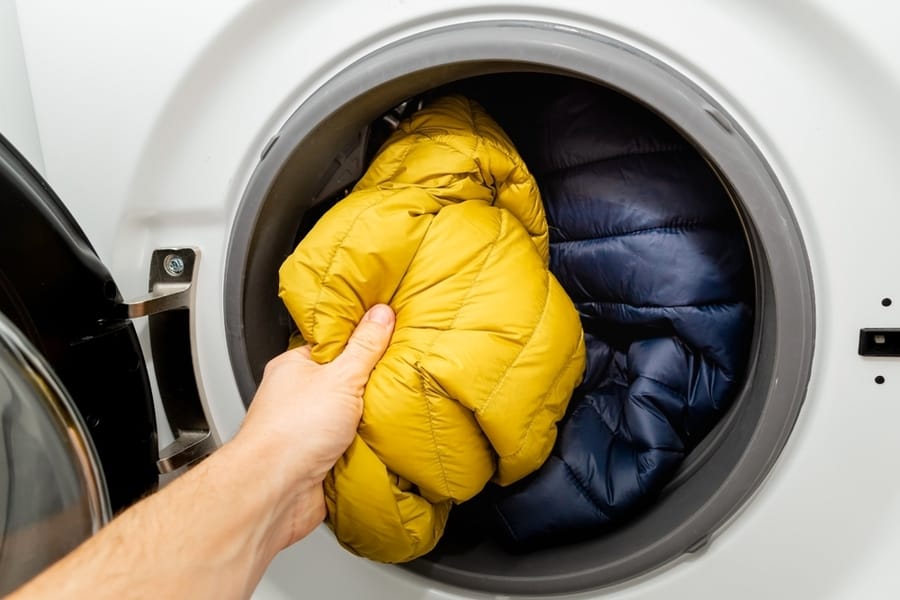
[{"left": 281, "top": 79, "right": 754, "bottom": 550}]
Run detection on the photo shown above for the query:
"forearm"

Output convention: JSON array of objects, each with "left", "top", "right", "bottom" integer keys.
[{"left": 9, "top": 438, "right": 317, "bottom": 600}]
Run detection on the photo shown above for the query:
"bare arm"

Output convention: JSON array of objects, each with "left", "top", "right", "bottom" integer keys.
[{"left": 9, "top": 304, "right": 396, "bottom": 600}]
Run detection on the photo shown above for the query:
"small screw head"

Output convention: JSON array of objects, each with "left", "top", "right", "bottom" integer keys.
[{"left": 163, "top": 254, "right": 185, "bottom": 277}]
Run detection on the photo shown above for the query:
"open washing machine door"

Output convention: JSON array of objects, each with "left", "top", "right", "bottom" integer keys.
[
  {"left": 0, "top": 312, "right": 108, "bottom": 594},
  {"left": 0, "top": 133, "right": 216, "bottom": 592}
]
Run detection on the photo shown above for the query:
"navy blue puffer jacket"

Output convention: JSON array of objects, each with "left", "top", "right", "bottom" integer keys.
[{"left": 477, "top": 80, "right": 755, "bottom": 546}]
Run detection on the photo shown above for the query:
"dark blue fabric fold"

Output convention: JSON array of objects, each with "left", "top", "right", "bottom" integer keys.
[{"left": 489, "top": 81, "right": 754, "bottom": 546}]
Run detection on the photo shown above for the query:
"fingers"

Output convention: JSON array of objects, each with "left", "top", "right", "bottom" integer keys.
[{"left": 333, "top": 304, "right": 395, "bottom": 378}]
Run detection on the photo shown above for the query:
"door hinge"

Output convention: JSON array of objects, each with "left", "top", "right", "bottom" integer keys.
[{"left": 119, "top": 248, "right": 217, "bottom": 474}]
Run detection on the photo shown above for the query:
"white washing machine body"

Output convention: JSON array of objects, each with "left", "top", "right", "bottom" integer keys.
[{"left": 7, "top": 1, "right": 900, "bottom": 598}]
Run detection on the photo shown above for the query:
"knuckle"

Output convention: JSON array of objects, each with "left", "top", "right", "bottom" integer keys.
[
  {"left": 262, "top": 346, "right": 311, "bottom": 377},
  {"left": 262, "top": 354, "right": 285, "bottom": 376}
]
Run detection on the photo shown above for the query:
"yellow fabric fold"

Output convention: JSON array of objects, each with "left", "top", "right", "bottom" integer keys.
[{"left": 279, "top": 96, "right": 585, "bottom": 563}]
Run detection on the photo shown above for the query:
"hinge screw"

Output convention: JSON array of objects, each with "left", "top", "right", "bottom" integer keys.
[{"left": 163, "top": 254, "right": 185, "bottom": 277}]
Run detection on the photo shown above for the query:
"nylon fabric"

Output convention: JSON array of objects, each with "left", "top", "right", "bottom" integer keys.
[
  {"left": 468, "top": 78, "right": 755, "bottom": 546},
  {"left": 278, "top": 95, "right": 586, "bottom": 562}
]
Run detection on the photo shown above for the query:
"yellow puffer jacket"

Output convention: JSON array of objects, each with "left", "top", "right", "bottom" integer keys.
[{"left": 278, "top": 96, "right": 586, "bottom": 563}]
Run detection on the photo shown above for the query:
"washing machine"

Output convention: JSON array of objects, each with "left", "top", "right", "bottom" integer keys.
[{"left": 3, "top": 0, "right": 900, "bottom": 598}]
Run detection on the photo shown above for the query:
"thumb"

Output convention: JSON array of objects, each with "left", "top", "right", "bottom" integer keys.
[{"left": 333, "top": 304, "right": 395, "bottom": 377}]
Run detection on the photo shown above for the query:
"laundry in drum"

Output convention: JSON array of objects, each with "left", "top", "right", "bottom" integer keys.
[
  {"left": 277, "top": 76, "right": 755, "bottom": 560},
  {"left": 278, "top": 95, "right": 587, "bottom": 563}
]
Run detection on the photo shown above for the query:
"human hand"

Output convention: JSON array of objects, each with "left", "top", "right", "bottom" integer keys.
[{"left": 234, "top": 304, "right": 395, "bottom": 549}]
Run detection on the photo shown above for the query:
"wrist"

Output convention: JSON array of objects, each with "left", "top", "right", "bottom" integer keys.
[{"left": 224, "top": 430, "right": 326, "bottom": 553}]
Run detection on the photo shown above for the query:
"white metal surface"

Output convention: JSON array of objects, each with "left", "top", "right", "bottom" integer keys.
[
  {"left": 0, "top": 0, "right": 43, "bottom": 171},
  {"left": 10, "top": 0, "right": 900, "bottom": 598}
]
